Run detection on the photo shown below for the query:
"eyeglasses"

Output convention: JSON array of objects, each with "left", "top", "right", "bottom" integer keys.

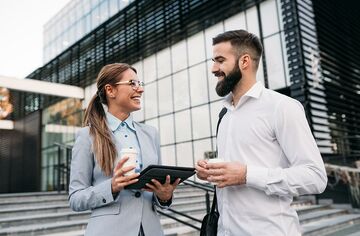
[{"left": 115, "top": 80, "right": 145, "bottom": 90}]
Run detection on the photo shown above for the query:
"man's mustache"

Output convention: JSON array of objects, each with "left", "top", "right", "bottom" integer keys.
[{"left": 213, "top": 71, "right": 226, "bottom": 77}]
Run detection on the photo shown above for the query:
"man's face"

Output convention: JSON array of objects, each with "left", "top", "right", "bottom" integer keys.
[{"left": 212, "top": 42, "right": 242, "bottom": 97}]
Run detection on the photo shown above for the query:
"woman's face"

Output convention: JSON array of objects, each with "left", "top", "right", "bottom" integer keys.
[{"left": 107, "top": 69, "right": 144, "bottom": 113}]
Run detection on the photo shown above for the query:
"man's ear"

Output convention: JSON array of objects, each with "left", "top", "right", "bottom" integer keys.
[{"left": 238, "top": 54, "right": 250, "bottom": 70}]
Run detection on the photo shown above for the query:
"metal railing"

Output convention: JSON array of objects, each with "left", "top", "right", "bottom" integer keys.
[
  {"left": 53, "top": 142, "right": 72, "bottom": 192},
  {"left": 51, "top": 142, "right": 214, "bottom": 230},
  {"left": 156, "top": 179, "right": 215, "bottom": 230}
]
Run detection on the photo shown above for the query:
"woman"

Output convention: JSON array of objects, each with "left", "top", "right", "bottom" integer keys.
[{"left": 69, "top": 63, "right": 180, "bottom": 236}]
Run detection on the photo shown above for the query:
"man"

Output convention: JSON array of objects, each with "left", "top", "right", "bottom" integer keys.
[{"left": 196, "top": 30, "right": 327, "bottom": 235}]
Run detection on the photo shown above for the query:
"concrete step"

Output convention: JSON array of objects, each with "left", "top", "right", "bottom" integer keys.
[
  {"left": 0, "top": 203, "right": 71, "bottom": 218},
  {"left": 0, "top": 211, "right": 90, "bottom": 228},
  {"left": 299, "top": 209, "right": 348, "bottom": 224},
  {"left": 164, "top": 224, "right": 200, "bottom": 236},
  {"left": 0, "top": 198, "right": 69, "bottom": 210},
  {"left": 302, "top": 214, "right": 360, "bottom": 236},
  {"left": 160, "top": 213, "right": 203, "bottom": 230},
  {"left": 324, "top": 223, "right": 360, "bottom": 236},
  {"left": 0, "top": 192, "right": 67, "bottom": 202},
  {"left": 0, "top": 219, "right": 88, "bottom": 236},
  {"left": 42, "top": 230, "right": 85, "bottom": 236},
  {"left": 295, "top": 204, "right": 331, "bottom": 215}
]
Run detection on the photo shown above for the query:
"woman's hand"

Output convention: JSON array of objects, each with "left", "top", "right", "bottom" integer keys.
[
  {"left": 111, "top": 157, "right": 140, "bottom": 193},
  {"left": 144, "top": 175, "right": 180, "bottom": 202}
]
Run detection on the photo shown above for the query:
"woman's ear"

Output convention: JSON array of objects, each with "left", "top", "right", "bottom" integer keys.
[{"left": 104, "top": 84, "right": 115, "bottom": 98}]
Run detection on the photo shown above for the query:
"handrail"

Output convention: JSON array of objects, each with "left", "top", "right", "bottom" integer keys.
[
  {"left": 156, "top": 208, "right": 201, "bottom": 230},
  {"left": 183, "top": 179, "right": 215, "bottom": 192}
]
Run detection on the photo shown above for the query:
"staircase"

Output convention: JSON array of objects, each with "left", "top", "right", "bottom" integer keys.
[{"left": 0, "top": 186, "right": 359, "bottom": 236}]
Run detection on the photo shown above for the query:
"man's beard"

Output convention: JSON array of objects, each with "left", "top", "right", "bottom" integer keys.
[{"left": 215, "top": 65, "right": 242, "bottom": 97}]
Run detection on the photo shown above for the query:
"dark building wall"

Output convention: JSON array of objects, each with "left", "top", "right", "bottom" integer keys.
[
  {"left": 312, "top": 0, "right": 360, "bottom": 164},
  {"left": 0, "top": 111, "right": 41, "bottom": 193}
]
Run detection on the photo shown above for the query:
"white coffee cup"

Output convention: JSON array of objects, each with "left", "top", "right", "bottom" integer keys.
[
  {"left": 207, "top": 158, "right": 224, "bottom": 185},
  {"left": 207, "top": 158, "right": 224, "bottom": 164},
  {"left": 119, "top": 148, "right": 138, "bottom": 176}
]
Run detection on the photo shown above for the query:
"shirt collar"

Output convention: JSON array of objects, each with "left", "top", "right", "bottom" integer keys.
[
  {"left": 223, "top": 81, "right": 264, "bottom": 108},
  {"left": 106, "top": 111, "right": 135, "bottom": 132}
]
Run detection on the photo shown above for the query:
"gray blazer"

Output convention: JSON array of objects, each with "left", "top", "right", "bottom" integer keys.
[{"left": 69, "top": 122, "right": 165, "bottom": 236}]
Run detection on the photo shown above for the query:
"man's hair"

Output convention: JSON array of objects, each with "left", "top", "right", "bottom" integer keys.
[{"left": 212, "top": 30, "right": 263, "bottom": 69}]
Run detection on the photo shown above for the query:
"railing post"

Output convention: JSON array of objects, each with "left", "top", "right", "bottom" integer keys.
[
  {"left": 66, "top": 147, "right": 71, "bottom": 192},
  {"left": 205, "top": 191, "right": 210, "bottom": 214},
  {"left": 57, "top": 145, "right": 61, "bottom": 192}
]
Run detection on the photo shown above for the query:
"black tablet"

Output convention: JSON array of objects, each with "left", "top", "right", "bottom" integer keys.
[{"left": 125, "top": 165, "right": 196, "bottom": 189}]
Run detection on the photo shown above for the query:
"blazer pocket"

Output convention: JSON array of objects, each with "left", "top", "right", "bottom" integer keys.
[{"left": 90, "top": 202, "right": 120, "bottom": 218}]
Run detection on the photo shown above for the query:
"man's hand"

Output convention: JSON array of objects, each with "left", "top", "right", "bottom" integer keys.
[
  {"left": 206, "top": 162, "right": 247, "bottom": 188},
  {"left": 195, "top": 159, "right": 209, "bottom": 180},
  {"left": 144, "top": 175, "right": 180, "bottom": 202}
]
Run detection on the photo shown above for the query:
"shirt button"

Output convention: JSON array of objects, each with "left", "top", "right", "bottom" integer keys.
[
  {"left": 102, "top": 198, "right": 106, "bottom": 203},
  {"left": 121, "top": 123, "right": 125, "bottom": 127},
  {"left": 124, "top": 135, "right": 128, "bottom": 138},
  {"left": 135, "top": 191, "right": 141, "bottom": 198}
]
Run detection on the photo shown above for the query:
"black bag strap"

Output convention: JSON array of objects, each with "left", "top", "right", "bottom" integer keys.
[
  {"left": 211, "top": 107, "right": 227, "bottom": 213},
  {"left": 216, "top": 107, "right": 228, "bottom": 136}
]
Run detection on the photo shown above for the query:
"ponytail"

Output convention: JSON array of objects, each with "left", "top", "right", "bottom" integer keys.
[{"left": 83, "top": 93, "right": 117, "bottom": 176}]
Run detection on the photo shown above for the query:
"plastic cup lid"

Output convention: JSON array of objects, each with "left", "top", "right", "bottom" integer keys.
[{"left": 120, "top": 147, "right": 138, "bottom": 154}]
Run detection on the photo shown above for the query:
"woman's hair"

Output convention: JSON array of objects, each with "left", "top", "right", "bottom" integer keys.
[{"left": 83, "top": 63, "right": 137, "bottom": 176}]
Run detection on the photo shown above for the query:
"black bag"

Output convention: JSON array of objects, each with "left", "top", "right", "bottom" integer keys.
[
  {"left": 200, "top": 190, "right": 219, "bottom": 236},
  {"left": 200, "top": 107, "right": 227, "bottom": 236}
]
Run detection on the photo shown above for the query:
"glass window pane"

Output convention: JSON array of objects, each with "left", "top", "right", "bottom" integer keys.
[
  {"left": 193, "top": 139, "right": 212, "bottom": 163},
  {"left": 205, "top": 22, "right": 224, "bottom": 59},
  {"left": 157, "top": 48, "right": 171, "bottom": 78},
  {"left": 207, "top": 60, "right": 221, "bottom": 102},
  {"left": 158, "top": 77, "right": 173, "bottom": 115},
  {"left": 145, "top": 118, "right": 158, "bottom": 131},
  {"left": 187, "top": 32, "right": 206, "bottom": 66},
  {"left": 171, "top": 41, "right": 187, "bottom": 72},
  {"left": 161, "top": 145, "right": 176, "bottom": 166},
  {"left": 175, "top": 110, "right": 192, "bottom": 142},
  {"left": 143, "top": 55, "right": 156, "bottom": 83},
  {"left": 260, "top": 0, "right": 279, "bottom": 37},
  {"left": 176, "top": 142, "right": 193, "bottom": 167},
  {"left": 132, "top": 61, "right": 143, "bottom": 83},
  {"left": 192, "top": 105, "right": 211, "bottom": 139},
  {"left": 224, "top": 12, "right": 246, "bottom": 31},
  {"left": 109, "top": 0, "right": 119, "bottom": 16},
  {"left": 144, "top": 82, "right": 158, "bottom": 119},
  {"left": 264, "top": 34, "right": 286, "bottom": 89},
  {"left": 173, "top": 71, "right": 190, "bottom": 111},
  {"left": 246, "top": 6, "right": 260, "bottom": 36},
  {"left": 99, "top": 0, "right": 109, "bottom": 23},
  {"left": 189, "top": 63, "right": 208, "bottom": 106},
  {"left": 159, "top": 114, "right": 174, "bottom": 145}
]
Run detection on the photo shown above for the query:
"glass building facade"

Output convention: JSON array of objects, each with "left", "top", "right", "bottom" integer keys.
[
  {"left": 43, "top": 0, "right": 134, "bottom": 63},
  {"left": 3, "top": 0, "right": 359, "bottom": 192}
]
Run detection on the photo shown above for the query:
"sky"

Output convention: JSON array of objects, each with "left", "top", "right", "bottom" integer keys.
[{"left": 0, "top": 0, "right": 70, "bottom": 78}]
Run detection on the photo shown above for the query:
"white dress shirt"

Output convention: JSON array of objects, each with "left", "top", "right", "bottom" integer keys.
[{"left": 216, "top": 81, "right": 327, "bottom": 236}]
